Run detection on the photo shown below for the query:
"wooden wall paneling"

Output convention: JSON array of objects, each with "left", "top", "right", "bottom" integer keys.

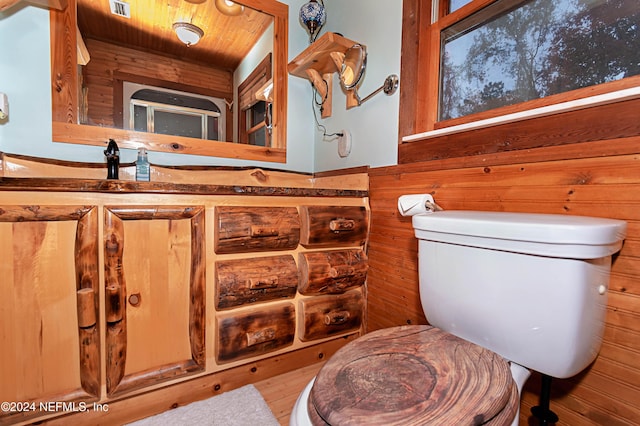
[
  {"left": 83, "top": 39, "right": 233, "bottom": 129},
  {"left": 367, "top": 183, "right": 424, "bottom": 328},
  {"left": 103, "top": 205, "right": 206, "bottom": 397},
  {"left": 399, "top": 98, "right": 640, "bottom": 164},
  {"left": 368, "top": 150, "right": 640, "bottom": 425}
]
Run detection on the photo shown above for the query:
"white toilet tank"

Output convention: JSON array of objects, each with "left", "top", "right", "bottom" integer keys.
[{"left": 413, "top": 211, "right": 626, "bottom": 379}]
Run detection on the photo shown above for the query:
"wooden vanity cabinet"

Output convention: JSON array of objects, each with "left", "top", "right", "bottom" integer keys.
[{"left": 0, "top": 169, "right": 369, "bottom": 425}]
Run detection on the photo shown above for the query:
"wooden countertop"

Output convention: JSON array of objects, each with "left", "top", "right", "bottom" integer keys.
[
  {"left": 0, "top": 177, "right": 368, "bottom": 197},
  {"left": 0, "top": 153, "right": 369, "bottom": 197}
]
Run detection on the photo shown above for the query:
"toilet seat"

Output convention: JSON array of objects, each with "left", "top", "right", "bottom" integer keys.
[{"left": 308, "top": 325, "right": 518, "bottom": 426}]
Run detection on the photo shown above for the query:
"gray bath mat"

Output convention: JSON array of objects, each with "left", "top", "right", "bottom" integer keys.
[{"left": 127, "top": 384, "right": 279, "bottom": 426}]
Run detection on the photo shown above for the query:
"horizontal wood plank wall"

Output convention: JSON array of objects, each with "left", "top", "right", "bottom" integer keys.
[
  {"left": 82, "top": 39, "right": 233, "bottom": 131},
  {"left": 368, "top": 145, "right": 640, "bottom": 425}
]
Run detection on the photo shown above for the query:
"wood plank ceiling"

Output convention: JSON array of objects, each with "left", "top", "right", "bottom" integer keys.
[{"left": 76, "top": 0, "right": 273, "bottom": 71}]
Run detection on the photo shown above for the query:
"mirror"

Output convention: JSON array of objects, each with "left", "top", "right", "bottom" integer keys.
[
  {"left": 340, "top": 44, "right": 367, "bottom": 90},
  {"left": 50, "top": 0, "right": 288, "bottom": 163},
  {"left": 338, "top": 43, "right": 399, "bottom": 107}
]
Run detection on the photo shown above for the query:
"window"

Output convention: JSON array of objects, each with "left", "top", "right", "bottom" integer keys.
[
  {"left": 237, "top": 54, "right": 273, "bottom": 147},
  {"left": 435, "top": 0, "right": 639, "bottom": 123},
  {"left": 449, "top": 0, "right": 472, "bottom": 13},
  {"left": 123, "top": 83, "right": 226, "bottom": 141},
  {"left": 246, "top": 101, "right": 269, "bottom": 146}
]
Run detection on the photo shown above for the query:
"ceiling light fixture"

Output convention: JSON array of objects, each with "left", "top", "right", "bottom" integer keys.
[
  {"left": 215, "top": 0, "right": 245, "bottom": 16},
  {"left": 172, "top": 22, "right": 204, "bottom": 47}
]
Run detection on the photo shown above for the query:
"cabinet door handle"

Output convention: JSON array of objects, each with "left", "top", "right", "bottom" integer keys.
[
  {"left": 248, "top": 277, "right": 279, "bottom": 289},
  {"left": 329, "top": 219, "right": 355, "bottom": 232},
  {"left": 246, "top": 327, "right": 276, "bottom": 347},
  {"left": 76, "top": 288, "right": 97, "bottom": 328},
  {"left": 128, "top": 293, "right": 142, "bottom": 307},
  {"left": 250, "top": 225, "right": 280, "bottom": 237},
  {"left": 325, "top": 311, "right": 351, "bottom": 325}
]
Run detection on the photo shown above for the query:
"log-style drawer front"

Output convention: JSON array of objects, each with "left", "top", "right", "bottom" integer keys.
[
  {"left": 214, "top": 206, "right": 300, "bottom": 253},
  {"left": 299, "top": 290, "right": 364, "bottom": 342},
  {"left": 215, "top": 255, "right": 298, "bottom": 310},
  {"left": 216, "top": 303, "right": 296, "bottom": 363},
  {"left": 300, "top": 206, "right": 368, "bottom": 247},
  {"left": 298, "top": 249, "right": 368, "bottom": 295}
]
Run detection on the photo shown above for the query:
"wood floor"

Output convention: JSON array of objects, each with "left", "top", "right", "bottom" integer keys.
[{"left": 254, "top": 362, "right": 324, "bottom": 425}]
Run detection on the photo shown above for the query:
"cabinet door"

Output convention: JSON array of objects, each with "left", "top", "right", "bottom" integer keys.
[
  {"left": 0, "top": 205, "right": 100, "bottom": 425},
  {"left": 104, "top": 206, "right": 205, "bottom": 397}
]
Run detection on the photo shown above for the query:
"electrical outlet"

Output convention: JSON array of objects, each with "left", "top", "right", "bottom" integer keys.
[
  {"left": 0, "top": 93, "right": 8, "bottom": 120},
  {"left": 338, "top": 130, "right": 351, "bottom": 158}
]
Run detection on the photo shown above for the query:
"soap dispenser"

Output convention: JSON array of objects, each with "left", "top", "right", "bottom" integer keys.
[{"left": 136, "top": 148, "right": 150, "bottom": 181}]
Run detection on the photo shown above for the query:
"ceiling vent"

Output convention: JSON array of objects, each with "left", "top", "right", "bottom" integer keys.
[{"left": 109, "top": 0, "right": 131, "bottom": 18}]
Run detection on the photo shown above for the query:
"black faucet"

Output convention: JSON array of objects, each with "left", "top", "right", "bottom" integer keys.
[{"left": 104, "top": 139, "right": 120, "bottom": 180}]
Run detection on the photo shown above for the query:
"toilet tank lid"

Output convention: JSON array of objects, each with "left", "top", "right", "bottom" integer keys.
[{"left": 412, "top": 211, "right": 627, "bottom": 247}]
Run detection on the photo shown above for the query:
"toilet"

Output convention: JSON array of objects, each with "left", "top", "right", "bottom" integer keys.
[{"left": 291, "top": 210, "right": 626, "bottom": 426}]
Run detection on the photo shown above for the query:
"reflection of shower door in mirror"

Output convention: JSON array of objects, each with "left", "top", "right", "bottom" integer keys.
[{"left": 123, "top": 82, "right": 227, "bottom": 142}]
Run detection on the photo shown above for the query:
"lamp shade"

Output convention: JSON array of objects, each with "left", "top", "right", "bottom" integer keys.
[
  {"left": 299, "top": 0, "right": 326, "bottom": 42},
  {"left": 173, "top": 22, "right": 204, "bottom": 46},
  {"left": 215, "top": 0, "right": 244, "bottom": 16}
]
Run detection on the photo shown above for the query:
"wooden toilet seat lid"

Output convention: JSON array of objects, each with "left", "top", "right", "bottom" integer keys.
[{"left": 309, "top": 325, "right": 517, "bottom": 426}]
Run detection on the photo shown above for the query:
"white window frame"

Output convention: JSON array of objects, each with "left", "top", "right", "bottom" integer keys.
[{"left": 123, "top": 82, "right": 226, "bottom": 141}]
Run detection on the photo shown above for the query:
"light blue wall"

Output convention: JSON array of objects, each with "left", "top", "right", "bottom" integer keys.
[
  {"left": 0, "top": 6, "right": 104, "bottom": 161},
  {"left": 0, "top": 0, "right": 402, "bottom": 173},
  {"left": 311, "top": 0, "right": 402, "bottom": 172}
]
